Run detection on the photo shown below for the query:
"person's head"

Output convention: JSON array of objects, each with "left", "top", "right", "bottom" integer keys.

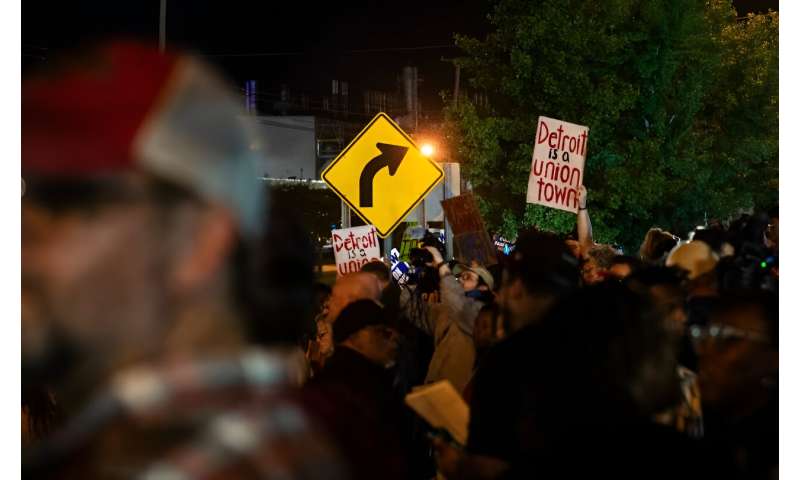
[
  {"left": 22, "top": 42, "right": 269, "bottom": 400},
  {"left": 581, "top": 244, "right": 617, "bottom": 285},
  {"left": 639, "top": 228, "right": 679, "bottom": 264},
  {"left": 625, "top": 266, "right": 688, "bottom": 335},
  {"left": 312, "top": 282, "right": 333, "bottom": 319},
  {"left": 665, "top": 241, "right": 718, "bottom": 281},
  {"left": 498, "top": 230, "right": 580, "bottom": 333},
  {"left": 325, "top": 272, "right": 382, "bottom": 324},
  {"left": 692, "top": 290, "right": 778, "bottom": 414},
  {"left": 334, "top": 300, "right": 399, "bottom": 368},
  {"left": 452, "top": 263, "right": 494, "bottom": 293},
  {"left": 690, "top": 226, "right": 729, "bottom": 256},
  {"left": 360, "top": 260, "right": 391, "bottom": 291},
  {"left": 608, "top": 255, "right": 643, "bottom": 280},
  {"left": 728, "top": 212, "right": 770, "bottom": 256}
]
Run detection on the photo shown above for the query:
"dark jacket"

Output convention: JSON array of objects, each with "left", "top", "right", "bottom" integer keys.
[
  {"left": 468, "top": 324, "right": 709, "bottom": 480},
  {"left": 303, "top": 346, "right": 410, "bottom": 480}
]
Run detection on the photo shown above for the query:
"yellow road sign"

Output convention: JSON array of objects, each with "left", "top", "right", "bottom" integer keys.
[{"left": 321, "top": 112, "right": 444, "bottom": 237}]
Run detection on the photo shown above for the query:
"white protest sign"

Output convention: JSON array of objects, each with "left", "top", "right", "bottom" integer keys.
[
  {"left": 526, "top": 116, "right": 589, "bottom": 213},
  {"left": 332, "top": 225, "right": 381, "bottom": 277}
]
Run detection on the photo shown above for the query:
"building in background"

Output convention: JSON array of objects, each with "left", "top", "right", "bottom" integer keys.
[{"left": 243, "top": 65, "right": 427, "bottom": 180}]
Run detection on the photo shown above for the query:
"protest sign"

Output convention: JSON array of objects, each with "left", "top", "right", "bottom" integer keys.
[
  {"left": 332, "top": 225, "right": 381, "bottom": 277},
  {"left": 399, "top": 224, "right": 425, "bottom": 262},
  {"left": 526, "top": 116, "right": 589, "bottom": 213},
  {"left": 493, "top": 235, "right": 515, "bottom": 256},
  {"left": 441, "top": 193, "right": 497, "bottom": 266}
]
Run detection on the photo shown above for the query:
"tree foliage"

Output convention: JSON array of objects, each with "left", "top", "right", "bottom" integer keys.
[{"left": 443, "top": 0, "right": 777, "bottom": 250}]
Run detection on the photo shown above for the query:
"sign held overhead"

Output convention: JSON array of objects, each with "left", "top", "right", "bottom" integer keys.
[{"left": 526, "top": 116, "right": 589, "bottom": 214}]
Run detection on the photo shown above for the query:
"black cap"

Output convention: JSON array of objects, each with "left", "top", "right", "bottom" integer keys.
[{"left": 333, "top": 300, "right": 387, "bottom": 344}]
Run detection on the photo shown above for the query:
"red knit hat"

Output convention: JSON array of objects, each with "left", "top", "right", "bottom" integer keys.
[{"left": 23, "top": 41, "right": 265, "bottom": 237}]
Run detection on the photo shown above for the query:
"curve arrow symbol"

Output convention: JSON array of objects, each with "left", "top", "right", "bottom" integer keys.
[{"left": 359, "top": 143, "right": 408, "bottom": 207}]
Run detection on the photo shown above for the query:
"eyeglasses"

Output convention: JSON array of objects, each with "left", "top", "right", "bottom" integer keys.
[
  {"left": 689, "top": 324, "right": 770, "bottom": 344},
  {"left": 455, "top": 271, "right": 477, "bottom": 281}
]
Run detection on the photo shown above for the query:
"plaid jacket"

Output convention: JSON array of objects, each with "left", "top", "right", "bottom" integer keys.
[{"left": 24, "top": 348, "right": 348, "bottom": 480}]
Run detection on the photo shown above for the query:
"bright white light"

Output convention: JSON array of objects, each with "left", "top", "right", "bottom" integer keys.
[{"left": 420, "top": 144, "right": 435, "bottom": 157}]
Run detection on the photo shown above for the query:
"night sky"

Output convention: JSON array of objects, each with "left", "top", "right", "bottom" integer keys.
[{"left": 22, "top": 1, "right": 778, "bottom": 118}]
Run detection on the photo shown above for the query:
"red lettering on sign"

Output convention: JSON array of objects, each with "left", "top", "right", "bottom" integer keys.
[
  {"left": 559, "top": 164, "right": 571, "bottom": 183},
  {"left": 554, "top": 183, "right": 568, "bottom": 204},
  {"left": 569, "top": 167, "right": 581, "bottom": 188},
  {"left": 537, "top": 121, "right": 550, "bottom": 145},
  {"left": 533, "top": 158, "right": 544, "bottom": 176}
]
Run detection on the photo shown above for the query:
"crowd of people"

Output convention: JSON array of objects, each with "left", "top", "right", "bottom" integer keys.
[{"left": 22, "top": 42, "right": 778, "bottom": 479}]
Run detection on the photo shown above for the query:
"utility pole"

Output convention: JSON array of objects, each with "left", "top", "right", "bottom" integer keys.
[
  {"left": 442, "top": 58, "right": 461, "bottom": 107},
  {"left": 402, "top": 66, "right": 419, "bottom": 131},
  {"left": 159, "top": 0, "right": 167, "bottom": 53},
  {"left": 453, "top": 64, "right": 460, "bottom": 107}
]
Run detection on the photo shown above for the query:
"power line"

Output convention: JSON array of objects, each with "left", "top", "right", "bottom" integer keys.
[{"left": 202, "top": 44, "right": 457, "bottom": 58}]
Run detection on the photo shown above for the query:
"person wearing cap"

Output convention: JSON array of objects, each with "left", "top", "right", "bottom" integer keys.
[
  {"left": 306, "top": 271, "right": 383, "bottom": 374},
  {"left": 22, "top": 42, "right": 344, "bottom": 479},
  {"left": 398, "top": 246, "right": 495, "bottom": 396},
  {"left": 666, "top": 240, "right": 720, "bottom": 282},
  {"left": 303, "top": 300, "right": 409, "bottom": 480}
]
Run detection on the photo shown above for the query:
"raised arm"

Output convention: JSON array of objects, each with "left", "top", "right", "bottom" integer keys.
[{"left": 577, "top": 185, "right": 593, "bottom": 253}]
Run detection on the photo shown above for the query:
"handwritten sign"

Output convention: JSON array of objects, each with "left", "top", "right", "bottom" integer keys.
[
  {"left": 332, "top": 225, "right": 381, "bottom": 277},
  {"left": 441, "top": 193, "right": 498, "bottom": 267},
  {"left": 526, "top": 116, "right": 589, "bottom": 213}
]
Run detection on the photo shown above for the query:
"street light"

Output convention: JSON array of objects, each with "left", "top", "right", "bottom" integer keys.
[{"left": 420, "top": 143, "right": 435, "bottom": 157}]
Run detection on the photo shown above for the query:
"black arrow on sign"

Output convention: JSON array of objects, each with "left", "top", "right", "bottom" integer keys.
[{"left": 359, "top": 143, "right": 408, "bottom": 207}]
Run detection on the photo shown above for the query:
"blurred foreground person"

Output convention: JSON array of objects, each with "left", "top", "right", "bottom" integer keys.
[
  {"left": 694, "top": 291, "right": 778, "bottom": 479},
  {"left": 438, "top": 284, "right": 705, "bottom": 479},
  {"left": 434, "top": 232, "right": 711, "bottom": 479},
  {"left": 432, "top": 231, "right": 579, "bottom": 479},
  {"left": 22, "top": 42, "right": 344, "bottom": 479},
  {"left": 626, "top": 267, "right": 703, "bottom": 438}
]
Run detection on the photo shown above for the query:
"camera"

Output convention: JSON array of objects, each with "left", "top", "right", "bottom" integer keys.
[
  {"left": 406, "top": 230, "right": 446, "bottom": 294},
  {"left": 718, "top": 242, "right": 778, "bottom": 293},
  {"left": 408, "top": 248, "right": 434, "bottom": 268}
]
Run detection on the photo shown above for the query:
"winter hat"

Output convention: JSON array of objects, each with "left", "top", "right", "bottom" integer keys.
[
  {"left": 332, "top": 300, "right": 388, "bottom": 344},
  {"left": 22, "top": 41, "right": 266, "bottom": 238}
]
